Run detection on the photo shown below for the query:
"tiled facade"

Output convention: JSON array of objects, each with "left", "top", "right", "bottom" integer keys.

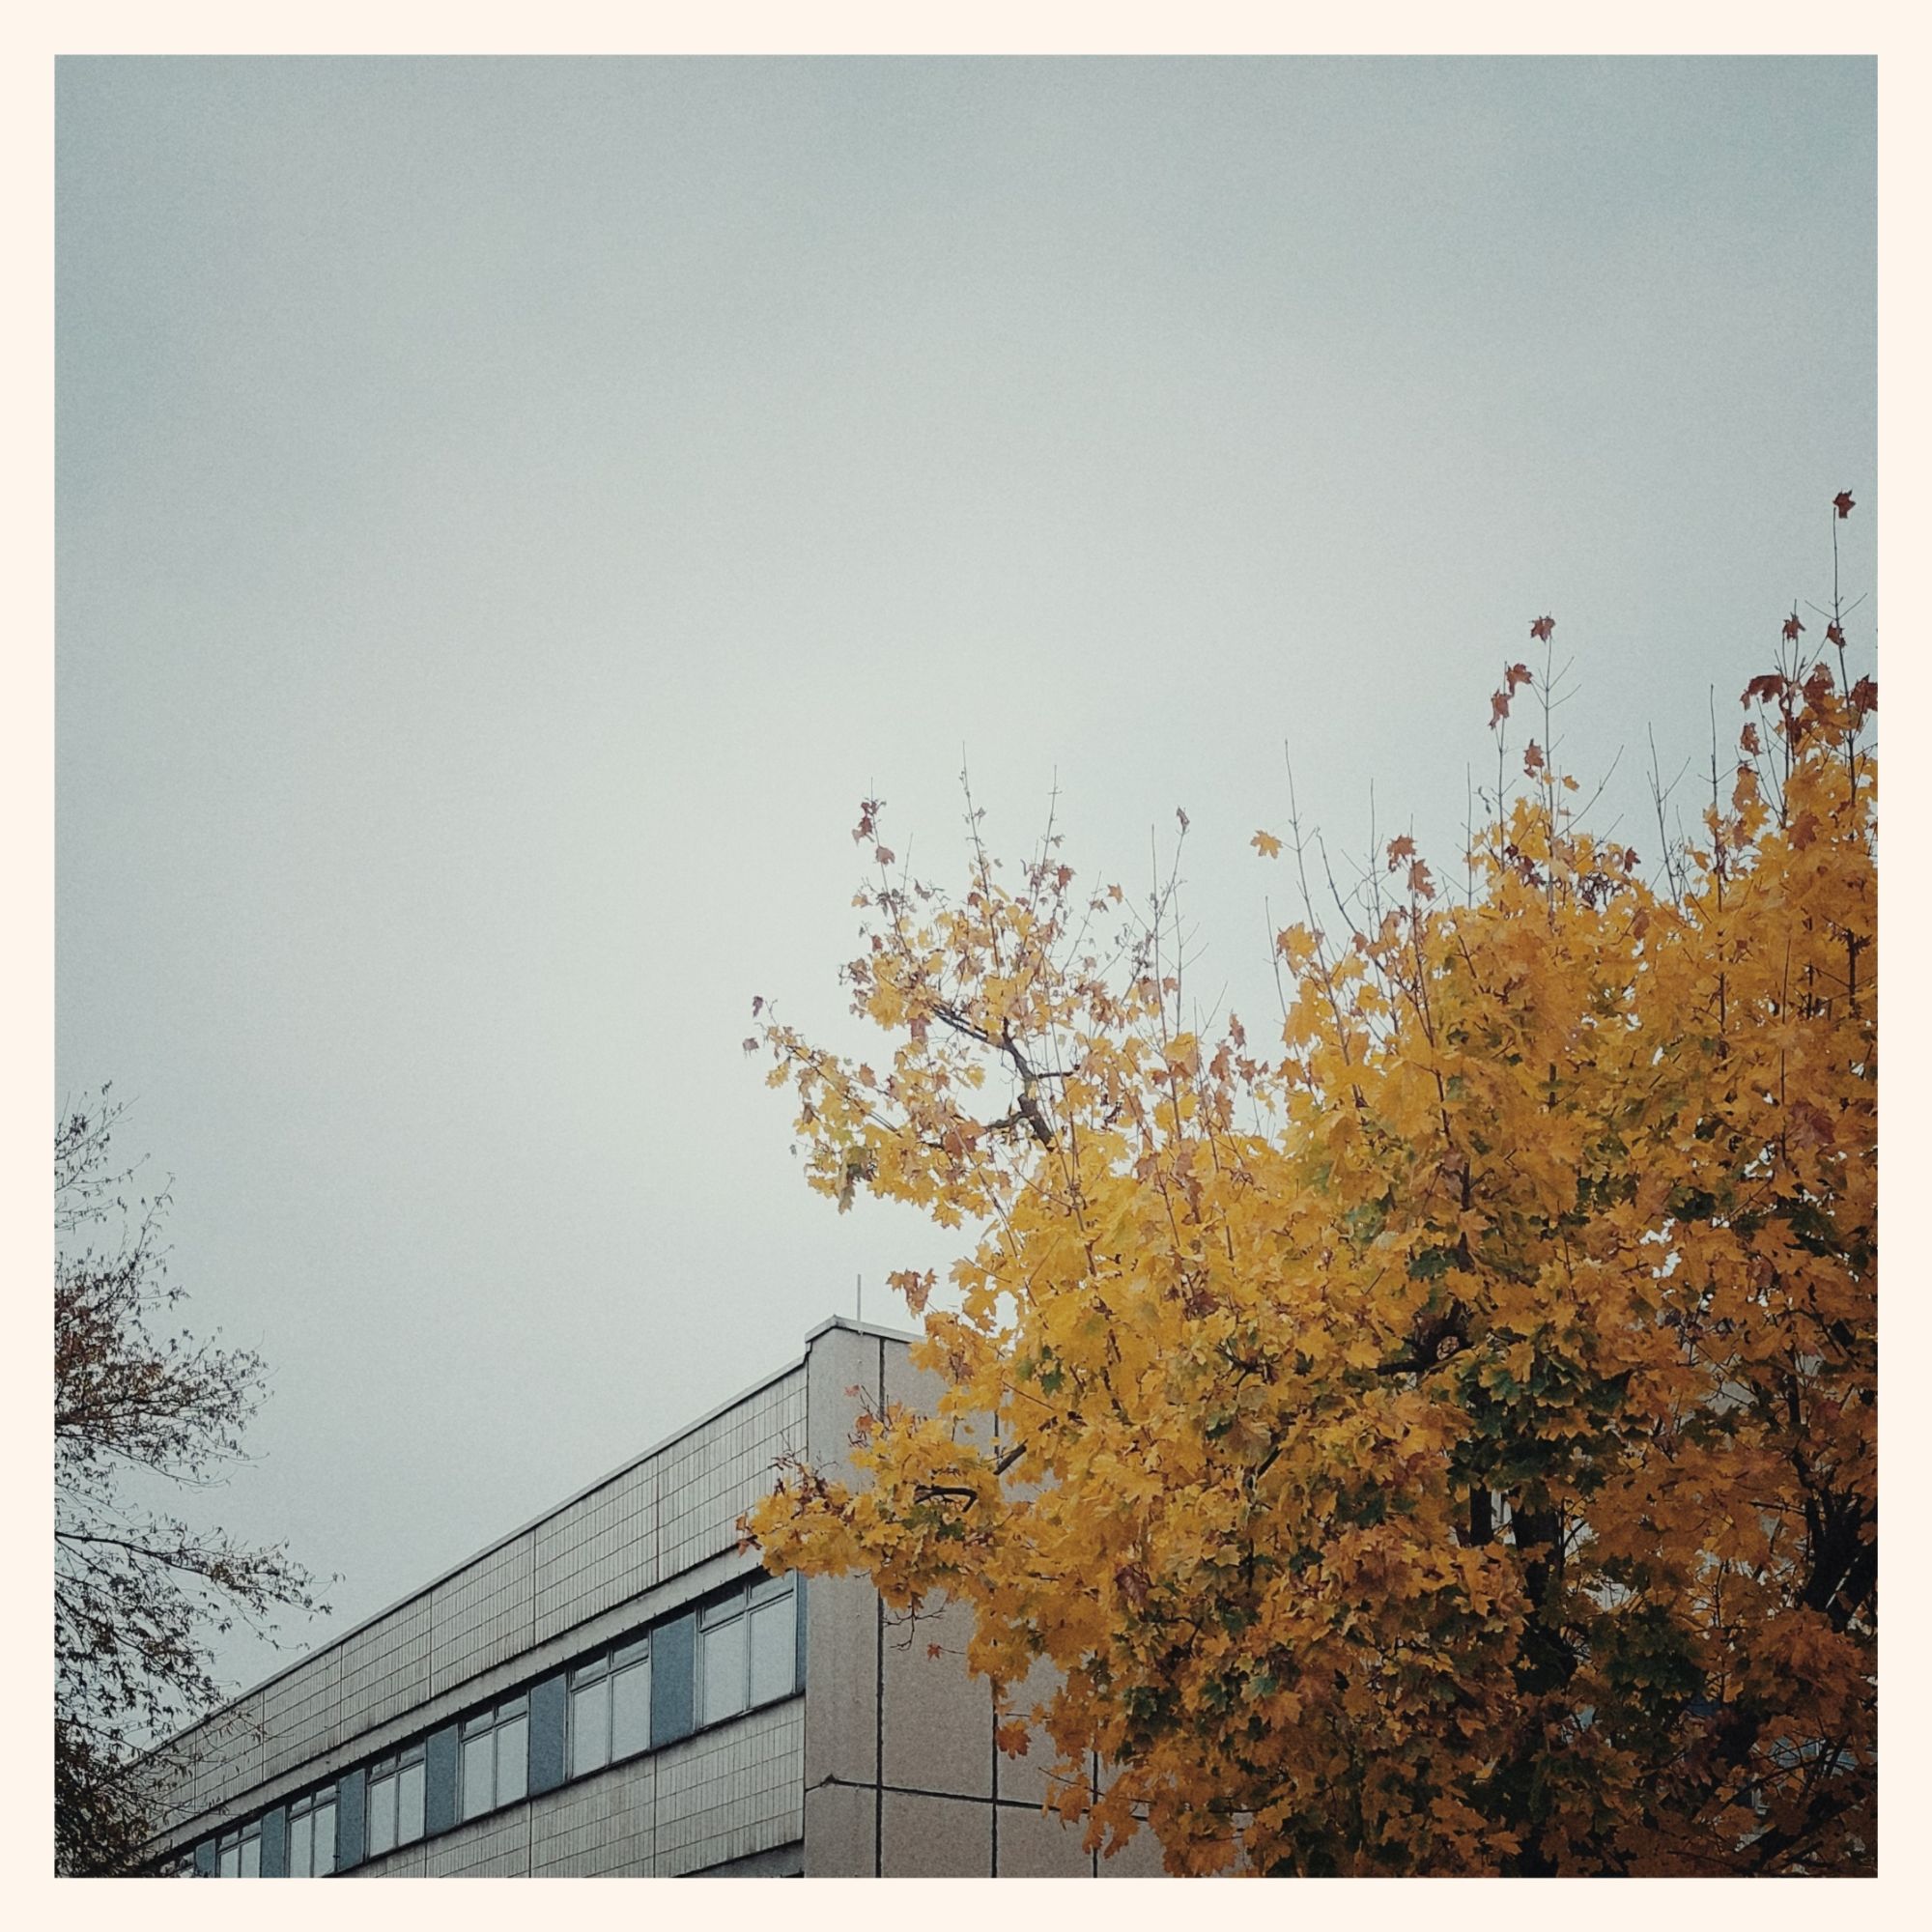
[{"left": 141, "top": 1320, "right": 1168, "bottom": 1879}]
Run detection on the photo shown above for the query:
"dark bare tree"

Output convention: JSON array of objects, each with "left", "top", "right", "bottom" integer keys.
[{"left": 55, "top": 1091, "right": 326, "bottom": 1876}]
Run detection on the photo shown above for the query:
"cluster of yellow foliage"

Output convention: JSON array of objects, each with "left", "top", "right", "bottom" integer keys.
[{"left": 746, "top": 599, "right": 1875, "bottom": 1875}]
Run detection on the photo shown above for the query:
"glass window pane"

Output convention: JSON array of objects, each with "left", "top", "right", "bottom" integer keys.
[
  {"left": 571, "top": 1679, "right": 610, "bottom": 1776},
  {"left": 289, "top": 1811, "right": 311, "bottom": 1878},
  {"left": 497, "top": 1716, "right": 527, "bottom": 1804},
  {"left": 461, "top": 1732, "right": 494, "bottom": 1821},
  {"left": 240, "top": 1833, "right": 261, "bottom": 1878},
  {"left": 315, "top": 1800, "right": 336, "bottom": 1877},
  {"left": 367, "top": 1776, "right": 395, "bottom": 1859},
  {"left": 499, "top": 1693, "right": 527, "bottom": 1719},
  {"left": 751, "top": 1597, "right": 795, "bottom": 1704},
  {"left": 218, "top": 1843, "right": 240, "bottom": 1878},
  {"left": 702, "top": 1618, "right": 748, "bottom": 1723},
  {"left": 611, "top": 1658, "right": 651, "bottom": 1759},
  {"left": 614, "top": 1637, "right": 648, "bottom": 1668},
  {"left": 699, "top": 1594, "right": 743, "bottom": 1630},
  {"left": 399, "top": 1757, "right": 426, "bottom": 1841},
  {"left": 751, "top": 1573, "right": 790, "bottom": 1606}
]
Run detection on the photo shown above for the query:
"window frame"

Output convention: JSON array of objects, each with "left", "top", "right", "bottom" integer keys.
[
  {"left": 365, "top": 1740, "right": 426, "bottom": 1858},
  {"left": 697, "top": 1574, "right": 797, "bottom": 1726},
  {"left": 458, "top": 1691, "right": 529, "bottom": 1822},
  {"left": 287, "top": 1784, "right": 338, "bottom": 1878},
  {"left": 215, "top": 1817, "right": 262, "bottom": 1877},
  {"left": 567, "top": 1633, "right": 651, "bottom": 1780}
]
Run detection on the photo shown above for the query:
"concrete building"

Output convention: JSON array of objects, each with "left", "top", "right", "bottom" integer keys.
[{"left": 140, "top": 1317, "right": 1167, "bottom": 1879}]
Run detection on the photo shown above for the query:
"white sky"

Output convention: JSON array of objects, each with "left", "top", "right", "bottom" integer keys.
[{"left": 55, "top": 55, "right": 1874, "bottom": 1694}]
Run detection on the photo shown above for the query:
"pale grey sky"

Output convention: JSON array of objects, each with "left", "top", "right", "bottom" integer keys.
[{"left": 56, "top": 56, "right": 1875, "bottom": 1691}]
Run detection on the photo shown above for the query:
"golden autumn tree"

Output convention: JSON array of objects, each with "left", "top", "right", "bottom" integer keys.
[{"left": 746, "top": 502, "right": 1876, "bottom": 1876}]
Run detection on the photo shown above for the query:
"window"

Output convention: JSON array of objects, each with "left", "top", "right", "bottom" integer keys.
[
  {"left": 698, "top": 1575, "right": 796, "bottom": 1724},
  {"left": 459, "top": 1693, "right": 528, "bottom": 1822},
  {"left": 366, "top": 1743, "right": 425, "bottom": 1857},
  {"left": 287, "top": 1787, "right": 337, "bottom": 1877},
  {"left": 569, "top": 1634, "right": 651, "bottom": 1777},
  {"left": 215, "top": 1818, "right": 261, "bottom": 1877}
]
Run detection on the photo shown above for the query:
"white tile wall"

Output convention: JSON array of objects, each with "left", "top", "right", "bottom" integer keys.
[
  {"left": 423, "top": 1800, "right": 533, "bottom": 1877},
  {"left": 658, "top": 1375, "right": 807, "bottom": 1579},
  {"left": 651, "top": 1699, "right": 804, "bottom": 1877},
  {"left": 535, "top": 1456, "right": 659, "bottom": 1642},
  {"left": 429, "top": 1531, "right": 535, "bottom": 1693},
  {"left": 337, "top": 1596, "right": 430, "bottom": 1738},
  {"left": 529, "top": 1754, "right": 656, "bottom": 1876}
]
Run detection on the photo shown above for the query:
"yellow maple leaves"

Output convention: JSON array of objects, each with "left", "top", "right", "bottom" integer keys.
[{"left": 745, "top": 627, "right": 1875, "bottom": 1875}]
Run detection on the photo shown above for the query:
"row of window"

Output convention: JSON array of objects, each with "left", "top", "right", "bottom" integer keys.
[{"left": 183, "top": 1573, "right": 798, "bottom": 1875}]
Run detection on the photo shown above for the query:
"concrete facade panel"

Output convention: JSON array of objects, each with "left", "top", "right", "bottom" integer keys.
[
  {"left": 805, "top": 1323, "right": 878, "bottom": 1473},
  {"left": 996, "top": 1804, "right": 1094, "bottom": 1878},
  {"left": 880, "top": 1789, "right": 993, "bottom": 1878},
  {"left": 802, "top": 1568, "right": 877, "bottom": 1791},
  {"left": 881, "top": 1593, "right": 991, "bottom": 1799},
  {"left": 802, "top": 1778, "right": 875, "bottom": 1878}
]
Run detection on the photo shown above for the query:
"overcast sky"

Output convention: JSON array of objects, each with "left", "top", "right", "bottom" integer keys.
[{"left": 56, "top": 56, "right": 1875, "bottom": 1695}]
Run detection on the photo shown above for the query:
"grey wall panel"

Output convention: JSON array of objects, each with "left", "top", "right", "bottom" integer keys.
[
  {"left": 794, "top": 1572, "right": 808, "bottom": 1690},
  {"left": 527, "top": 1672, "right": 566, "bottom": 1796},
  {"left": 335, "top": 1767, "right": 366, "bottom": 1870},
  {"left": 259, "top": 1804, "right": 288, "bottom": 1877},
  {"left": 424, "top": 1724, "right": 459, "bottom": 1838},
  {"left": 192, "top": 1837, "right": 216, "bottom": 1878},
  {"left": 651, "top": 1612, "right": 696, "bottom": 1747}
]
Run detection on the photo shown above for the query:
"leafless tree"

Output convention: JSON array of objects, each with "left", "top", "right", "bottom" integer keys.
[{"left": 54, "top": 1091, "right": 326, "bottom": 1875}]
